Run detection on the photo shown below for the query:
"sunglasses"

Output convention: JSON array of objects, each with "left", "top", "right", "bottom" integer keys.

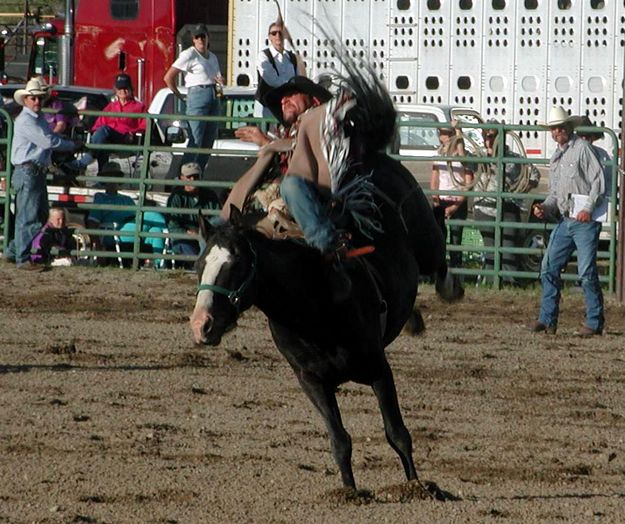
[
  {"left": 194, "top": 34, "right": 207, "bottom": 39},
  {"left": 269, "top": 30, "right": 283, "bottom": 36},
  {"left": 27, "top": 95, "right": 45, "bottom": 101}
]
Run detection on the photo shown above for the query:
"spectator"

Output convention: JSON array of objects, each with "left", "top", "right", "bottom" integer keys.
[
  {"left": 4, "top": 77, "right": 82, "bottom": 270},
  {"left": 86, "top": 161, "right": 135, "bottom": 250},
  {"left": 430, "top": 126, "right": 474, "bottom": 268},
  {"left": 30, "top": 207, "right": 76, "bottom": 265},
  {"left": 254, "top": 21, "right": 305, "bottom": 119},
  {"left": 166, "top": 162, "right": 219, "bottom": 260},
  {"left": 474, "top": 122, "right": 541, "bottom": 286},
  {"left": 118, "top": 200, "right": 167, "bottom": 267},
  {"left": 43, "top": 89, "right": 73, "bottom": 136},
  {"left": 530, "top": 106, "right": 605, "bottom": 336},
  {"left": 163, "top": 24, "right": 224, "bottom": 171},
  {"left": 68, "top": 73, "right": 146, "bottom": 172}
]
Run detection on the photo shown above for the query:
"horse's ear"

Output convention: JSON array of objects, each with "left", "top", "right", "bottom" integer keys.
[
  {"left": 198, "top": 212, "right": 213, "bottom": 240},
  {"left": 229, "top": 205, "right": 244, "bottom": 227}
]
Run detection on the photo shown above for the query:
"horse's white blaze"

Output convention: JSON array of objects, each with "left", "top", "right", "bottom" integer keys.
[
  {"left": 195, "top": 245, "right": 232, "bottom": 310},
  {"left": 190, "top": 245, "right": 232, "bottom": 341}
]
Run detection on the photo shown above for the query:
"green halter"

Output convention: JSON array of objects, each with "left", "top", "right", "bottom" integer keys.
[{"left": 196, "top": 242, "right": 257, "bottom": 308}]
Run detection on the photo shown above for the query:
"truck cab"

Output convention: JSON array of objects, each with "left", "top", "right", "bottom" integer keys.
[{"left": 26, "top": 1, "right": 227, "bottom": 107}]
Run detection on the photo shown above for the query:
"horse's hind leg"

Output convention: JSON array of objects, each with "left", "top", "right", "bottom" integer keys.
[
  {"left": 296, "top": 373, "right": 355, "bottom": 488},
  {"left": 371, "top": 360, "right": 418, "bottom": 481}
]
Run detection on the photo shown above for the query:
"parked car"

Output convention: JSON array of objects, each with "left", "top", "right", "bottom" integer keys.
[{"left": 148, "top": 85, "right": 259, "bottom": 183}]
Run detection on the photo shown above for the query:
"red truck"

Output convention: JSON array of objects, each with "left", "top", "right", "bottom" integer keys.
[{"left": 27, "top": 0, "right": 227, "bottom": 105}]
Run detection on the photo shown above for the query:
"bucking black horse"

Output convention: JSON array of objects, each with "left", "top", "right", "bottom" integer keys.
[
  {"left": 190, "top": 152, "right": 461, "bottom": 490},
  {"left": 189, "top": 37, "right": 462, "bottom": 491}
]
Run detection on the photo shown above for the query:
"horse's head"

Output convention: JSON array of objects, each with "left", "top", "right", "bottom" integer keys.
[{"left": 190, "top": 210, "right": 256, "bottom": 346}]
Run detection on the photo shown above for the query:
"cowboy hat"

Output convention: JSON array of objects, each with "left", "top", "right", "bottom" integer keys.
[
  {"left": 263, "top": 76, "right": 332, "bottom": 125},
  {"left": 14, "top": 77, "right": 50, "bottom": 106},
  {"left": 539, "top": 106, "right": 582, "bottom": 127},
  {"left": 575, "top": 115, "right": 604, "bottom": 140}
]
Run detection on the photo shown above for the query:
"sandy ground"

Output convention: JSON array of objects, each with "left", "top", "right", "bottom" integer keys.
[{"left": 1, "top": 265, "right": 625, "bottom": 523}]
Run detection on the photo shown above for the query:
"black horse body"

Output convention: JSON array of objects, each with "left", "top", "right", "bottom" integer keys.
[{"left": 191, "top": 153, "right": 450, "bottom": 488}]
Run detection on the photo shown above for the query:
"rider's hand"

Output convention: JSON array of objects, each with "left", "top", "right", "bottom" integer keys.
[{"left": 235, "top": 126, "right": 270, "bottom": 146}]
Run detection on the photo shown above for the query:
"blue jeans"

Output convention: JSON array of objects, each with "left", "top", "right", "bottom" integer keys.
[
  {"left": 80, "top": 125, "right": 131, "bottom": 170},
  {"left": 6, "top": 165, "right": 49, "bottom": 265},
  {"left": 184, "top": 86, "right": 220, "bottom": 170},
  {"left": 280, "top": 175, "right": 336, "bottom": 252},
  {"left": 539, "top": 219, "right": 604, "bottom": 330}
]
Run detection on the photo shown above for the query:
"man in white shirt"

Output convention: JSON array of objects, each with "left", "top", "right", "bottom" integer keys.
[{"left": 254, "top": 22, "right": 305, "bottom": 118}]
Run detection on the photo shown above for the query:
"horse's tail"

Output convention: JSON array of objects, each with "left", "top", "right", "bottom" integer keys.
[{"left": 316, "top": 28, "right": 396, "bottom": 153}]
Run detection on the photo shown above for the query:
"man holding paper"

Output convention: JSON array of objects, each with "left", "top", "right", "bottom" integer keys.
[{"left": 530, "top": 106, "right": 605, "bottom": 336}]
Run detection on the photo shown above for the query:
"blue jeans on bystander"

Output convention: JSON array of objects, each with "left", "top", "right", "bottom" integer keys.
[
  {"left": 75, "top": 125, "right": 130, "bottom": 171},
  {"left": 5, "top": 165, "right": 49, "bottom": 265},
  {"left": 183, "top": 85, "right": 221, "bottom": 170},
  {"left": 538, "top": 218, "right": 604, "bottom": 331}
]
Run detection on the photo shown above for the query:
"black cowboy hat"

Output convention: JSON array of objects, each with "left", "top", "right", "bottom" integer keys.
[
  {"left": 576, "top": 115, "right": 604, "bottom": 140},
  {"left": 263, "top": 76, "right": 332, "bottom": 125}
]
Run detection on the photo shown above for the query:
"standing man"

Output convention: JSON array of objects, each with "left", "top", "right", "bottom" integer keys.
[
  {"left": 530, "top": 106, "right": 605, "bottom": 336},
  {"left": 69, "top": 73, "right": 146, "bottom": 172},
  {"left": 254, "top": 21, "right": 305, "bottom": 119},
  {"left": 164, "top": 24, "right": 224, "bottom": 171},
  {"left": 5, "top": 77, "right": 82, "bottom": 270}
]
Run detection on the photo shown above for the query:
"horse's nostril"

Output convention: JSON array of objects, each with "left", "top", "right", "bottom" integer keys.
[{"left": 202, "top": 318, "right": 213, "bottom": 337}]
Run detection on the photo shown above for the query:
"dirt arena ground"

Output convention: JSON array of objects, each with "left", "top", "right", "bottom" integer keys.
[{"left": 1, "top": 265, "right": 625, "bottom": 523}]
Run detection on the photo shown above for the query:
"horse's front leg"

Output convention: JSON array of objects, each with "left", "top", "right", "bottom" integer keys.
[
  {"left": 296, "top": 372, "right": 355, "bottom": 488},
  {"left": 371, "top": 360, "right": 418, "bottom": 481}
]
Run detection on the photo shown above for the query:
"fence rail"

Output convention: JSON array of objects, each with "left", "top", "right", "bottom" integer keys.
[{"left": 0, "top": 107, "right": 620, "bottom": 293}]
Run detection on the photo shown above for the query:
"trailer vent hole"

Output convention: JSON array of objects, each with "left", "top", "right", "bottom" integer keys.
[
  {"left": 457, "top": 76, "right": 472, "bottom": 90},
  {"left": 236, "top": 74, "right": 250, "bottom": 87},
  {"left": 425, "top": 76, "right": 440, "bottom": 90},
  {"left": 395, "top": 76, "right": 409, "bottom": 89}
]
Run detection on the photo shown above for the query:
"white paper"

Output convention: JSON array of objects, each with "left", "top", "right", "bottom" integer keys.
[{"left": 570, "top": 193, "right": 609, "bottom": 223}]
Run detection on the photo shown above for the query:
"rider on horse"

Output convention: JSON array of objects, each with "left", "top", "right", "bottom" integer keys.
[{"left": 221, "top": 76, "right": 331, "bottom": 226}]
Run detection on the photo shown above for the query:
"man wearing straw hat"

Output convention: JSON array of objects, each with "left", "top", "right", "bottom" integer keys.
[
  {"left": 4, "top": 77, "right": 82, "bottom": 270},
  {"left": 530, "top": 106, "right": 605, "bottom": 336}
]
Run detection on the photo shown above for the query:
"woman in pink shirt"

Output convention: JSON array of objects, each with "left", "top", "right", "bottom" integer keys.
[{"left": 70, "top": 73, "right": 146, "bottom": 172}]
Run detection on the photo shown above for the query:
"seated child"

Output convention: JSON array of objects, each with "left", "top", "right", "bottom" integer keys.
[{"left": 30, "top": 208, "right": 76, "bottom": 265}]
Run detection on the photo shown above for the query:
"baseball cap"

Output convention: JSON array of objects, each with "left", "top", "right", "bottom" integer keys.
[
  {"left": 192, "top": 24, "right": 209, "bottom": 37},
  {"left": 181, "top": 162, "right": 202, "bottom": 178},
  {"left": 114, "top": 73, "right": 132, "bottom": 90}
]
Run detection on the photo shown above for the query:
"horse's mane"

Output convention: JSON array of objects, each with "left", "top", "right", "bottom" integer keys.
[{"left": 316, "top": 25, "right": 397, "bottom": 153}]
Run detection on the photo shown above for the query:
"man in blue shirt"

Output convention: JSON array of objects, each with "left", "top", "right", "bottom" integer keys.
[{"left": 4, "top": 77, "right": 82, "bottom": 270}]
